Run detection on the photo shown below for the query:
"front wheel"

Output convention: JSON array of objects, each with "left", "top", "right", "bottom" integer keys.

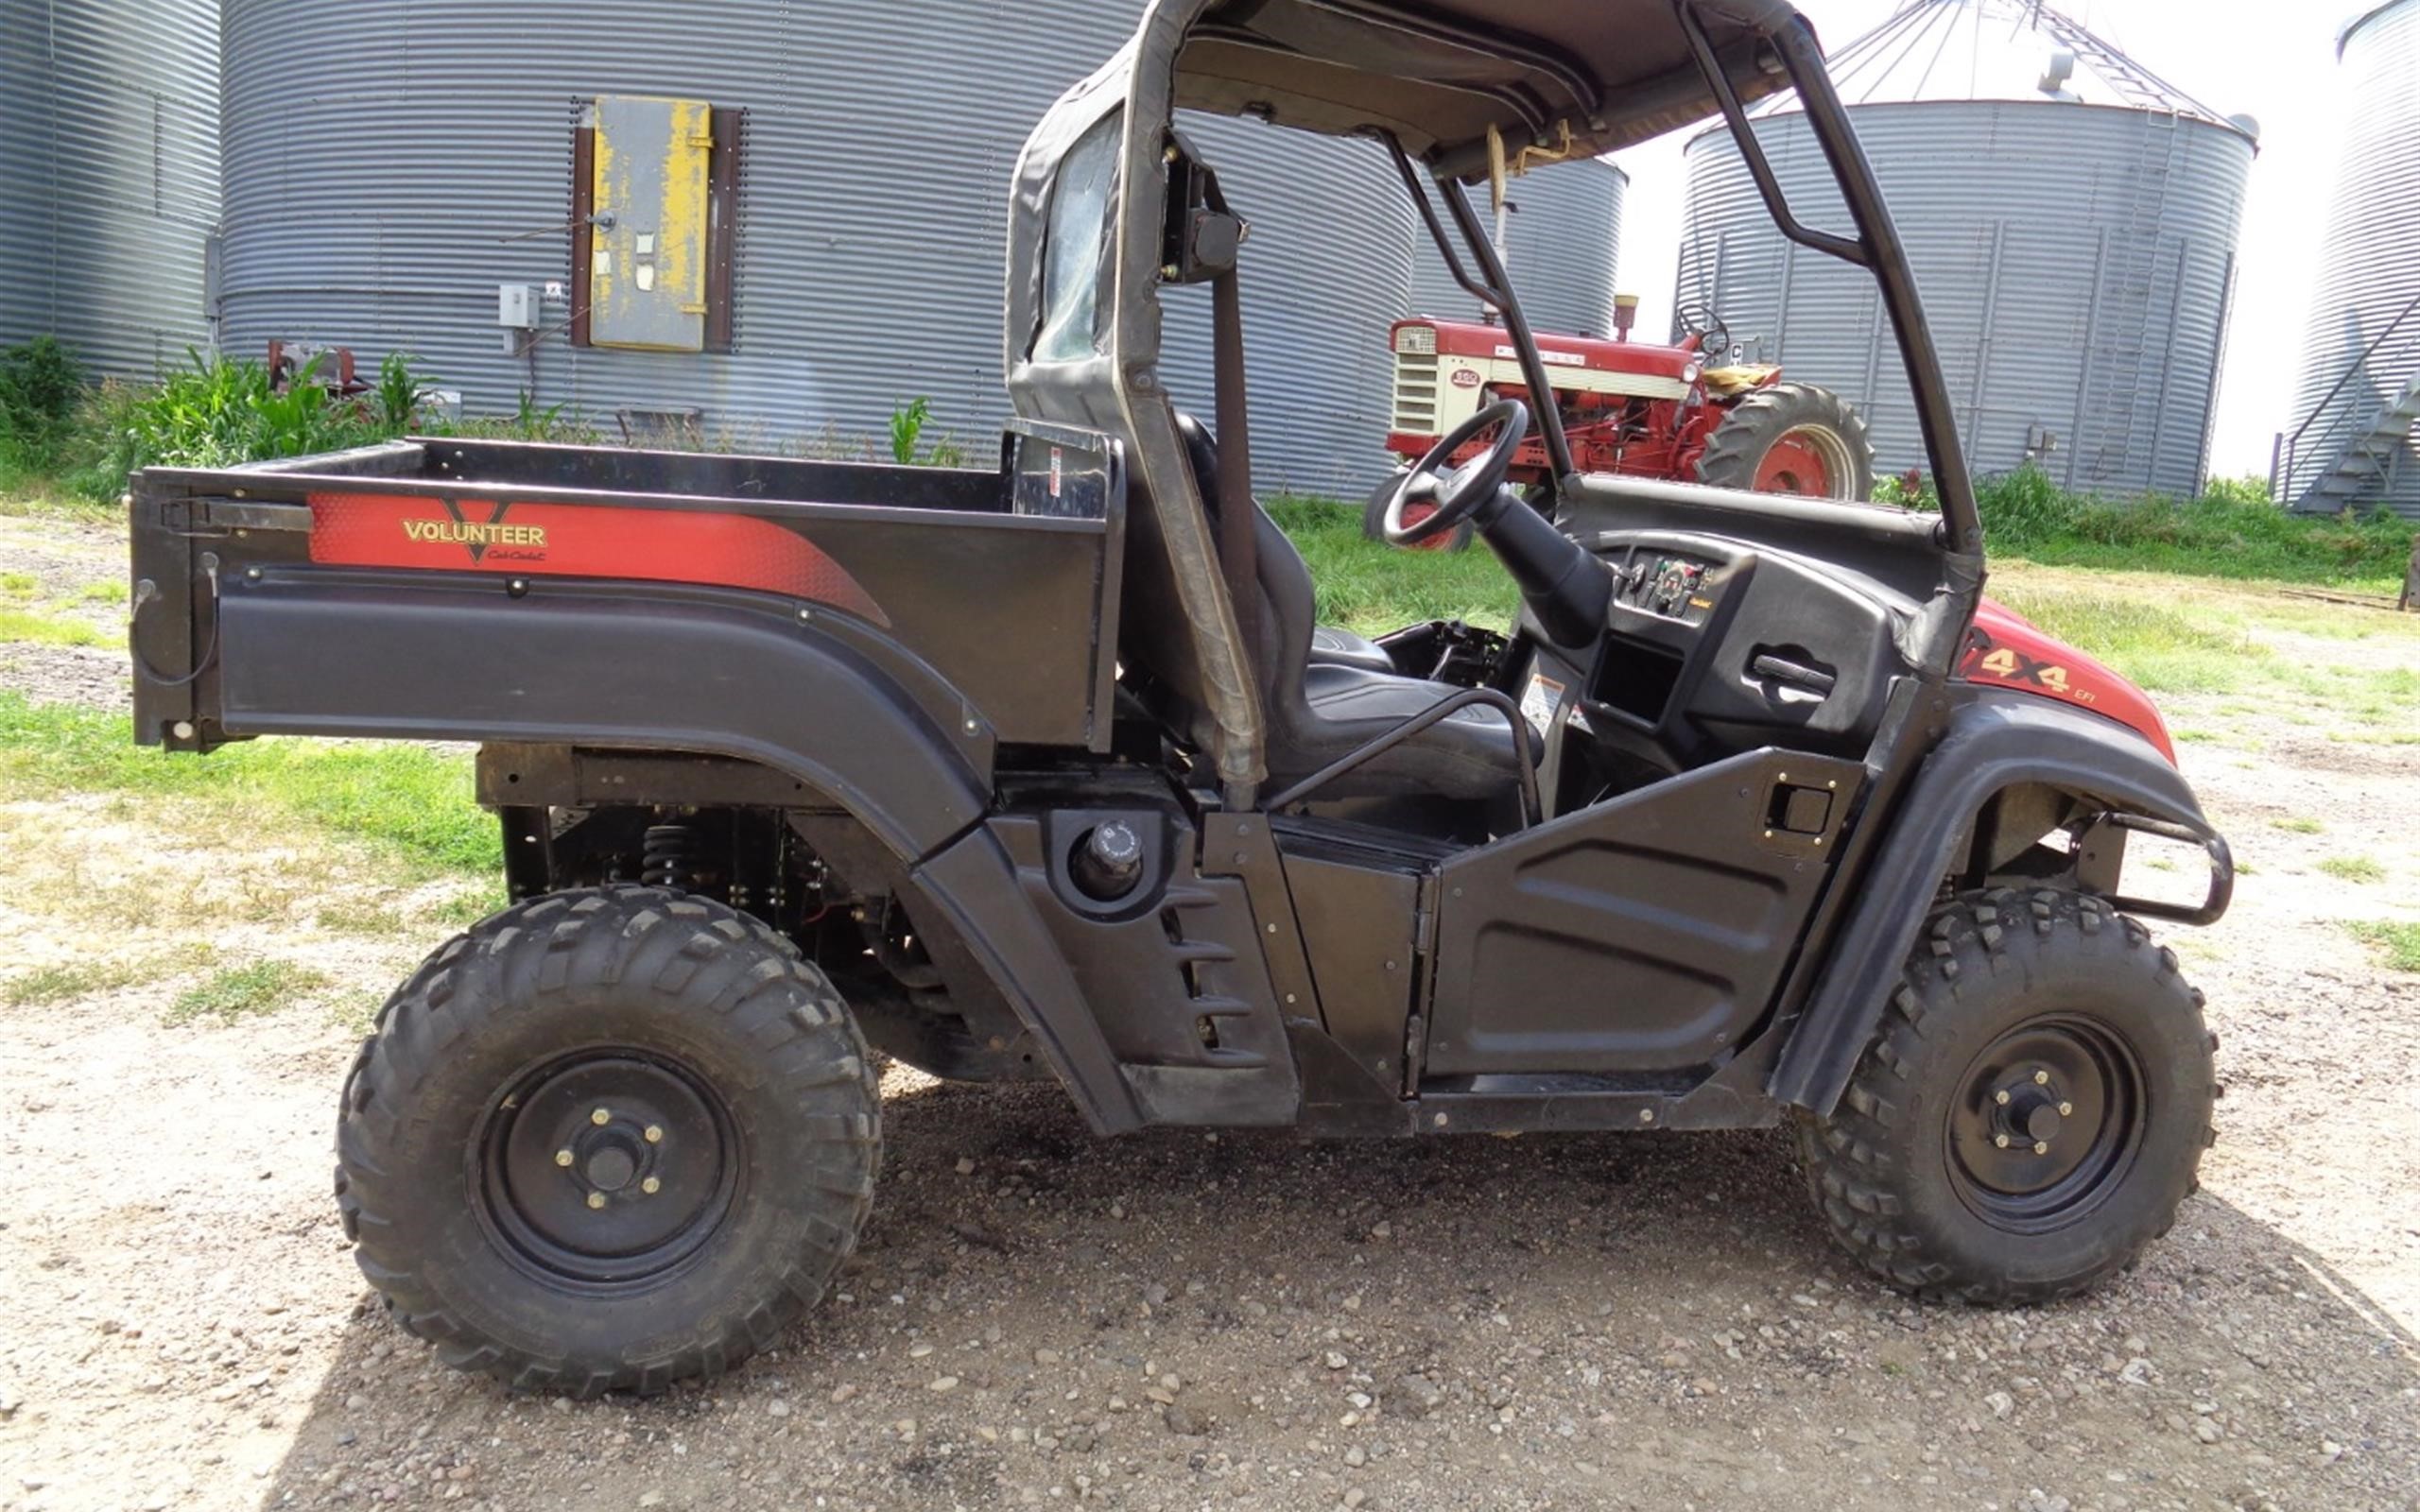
[
  {"left": 1796, "top": 887, "right": 2215, "bottom": 1304},
  {"left": 335, "top": 885, "right": 881, "bottom": 1395},
  {"left": 1695, "top": 382, "right": 1874, "bottom": 500}
]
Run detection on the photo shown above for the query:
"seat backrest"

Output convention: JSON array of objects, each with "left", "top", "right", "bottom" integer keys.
[{"left": 1172, "top": 412, "right": 1319, "bottom": 717}]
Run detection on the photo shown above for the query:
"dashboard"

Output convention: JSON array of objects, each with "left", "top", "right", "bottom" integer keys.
[{"left": 1519, "top": 529, "right": 1919, "bottom": 804}]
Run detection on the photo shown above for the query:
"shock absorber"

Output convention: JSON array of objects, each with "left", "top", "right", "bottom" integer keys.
[{"left": 641, "top": 820, "right": 703, "bottom": 893}]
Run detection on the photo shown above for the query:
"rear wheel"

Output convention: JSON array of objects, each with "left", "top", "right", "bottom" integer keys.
[
  {"left": 1795, "top": 887, "right": 2215, "bottom": 1304},
  {"left": 335, "top": 885, "right": 880, "bottom": 1395},
  {"left": 1695, "top": 382, "right": 1874, "bottom": 500},
  {"left": 1362, "top": 470, "right": 1473, "bottom": 553}
]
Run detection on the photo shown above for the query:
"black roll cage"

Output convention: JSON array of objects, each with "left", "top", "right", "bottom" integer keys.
[{"left": 1383, "top": 0, "right": 1985, "bottom": 563}]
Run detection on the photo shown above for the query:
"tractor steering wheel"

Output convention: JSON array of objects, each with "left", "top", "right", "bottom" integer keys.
[
  {"left": 1383, "top": 400, "right": 1531, "bottom": 547},
  {"left": 1675, "top": 301, "right": 1732, "bottom": 361}
]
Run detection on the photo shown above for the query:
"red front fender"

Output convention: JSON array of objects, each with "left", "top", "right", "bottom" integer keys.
[{"left": 1958, "top": 600, "right": 2176, "bottom": 765}]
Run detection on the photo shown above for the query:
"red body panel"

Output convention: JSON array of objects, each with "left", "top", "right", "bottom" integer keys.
[
  {"left": 306, "top": 492, "right": 888, "bottom": 626},
  {"left": 1961, "top": 599, "right": 2173, "bottom": 764}
]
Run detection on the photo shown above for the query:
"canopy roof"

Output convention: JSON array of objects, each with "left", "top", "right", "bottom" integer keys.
[{"left": 1171, "top": 0, "right": 1808, "bottom": 172}]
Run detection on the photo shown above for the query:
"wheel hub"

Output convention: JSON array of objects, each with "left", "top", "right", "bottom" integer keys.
[
  {"left": 1946, "top": 1018, "right": 2146, "bottom": 1233},
  {"left": 478, "top": 1052, "right": 738, "bottom": 1286}
]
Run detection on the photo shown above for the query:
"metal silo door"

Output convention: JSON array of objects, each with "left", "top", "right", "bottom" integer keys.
[{"left": 588, "top": 95, "right": 714, "bottom": 352}]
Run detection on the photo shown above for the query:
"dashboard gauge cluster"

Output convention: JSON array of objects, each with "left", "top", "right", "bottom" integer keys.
[{"left": 1615, "top": 552, "right": 1720, "bottom": 626}]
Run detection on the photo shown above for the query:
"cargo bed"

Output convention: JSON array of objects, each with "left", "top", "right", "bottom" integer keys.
[{"left": 129, "top": 425, "right": 1128, "bottom": 772}]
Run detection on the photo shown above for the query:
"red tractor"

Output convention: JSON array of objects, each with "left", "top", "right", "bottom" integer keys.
[{"left": 1368, "top": 300, "right": 1872, "bottom": 548}]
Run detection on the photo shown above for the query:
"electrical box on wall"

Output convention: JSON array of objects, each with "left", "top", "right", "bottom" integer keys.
[{"left": 497, "top": 284, "right": 539, "bottom": 329}]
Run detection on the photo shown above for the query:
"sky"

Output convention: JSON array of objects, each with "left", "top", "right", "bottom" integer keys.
[{"left": 1603, "top": 0, "right": 2360, "bottom": 481}]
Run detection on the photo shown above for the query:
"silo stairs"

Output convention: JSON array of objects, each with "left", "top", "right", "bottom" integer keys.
[{"left": 2306, "top": 373, "right": 2420, "bottom": 506}]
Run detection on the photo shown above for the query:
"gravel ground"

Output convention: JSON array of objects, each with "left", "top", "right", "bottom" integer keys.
[{"left": 1, "top": 513, "right": 2415, "bottom": 1511}]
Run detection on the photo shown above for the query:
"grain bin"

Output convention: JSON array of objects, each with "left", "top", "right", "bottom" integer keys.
[
  {"left": 216, "top": 0, "right": 1421, "bottom": 493},
  {"left": 1408, "top": 159, "right": 1628, "bottom": 339},
  {"left": 1676, "top": 0, "right": 2254, "bottom": 496},
  {"left": 2277, "top": 0, "right": 2420, "bottom": 515},
  {"left": 0, "top": 0, "right": 218, "bottom": 378}
]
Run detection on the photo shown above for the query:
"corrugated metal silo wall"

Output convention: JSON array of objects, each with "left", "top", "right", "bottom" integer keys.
[
  {"left": 1678, "top": 102, "right": 2251, "bottom": 498},
  {"left": 0, "top": 0, "right": 218, "bottom": 379},
  {"left": 1407, "top": 159, "right": 1626, "bottom": 339},
  {"left": 2286, "top": 0, "right": 2420, "bottom": 516},
  {"left": 217, "top": 0, "right": 1411, "bottom": 496}
]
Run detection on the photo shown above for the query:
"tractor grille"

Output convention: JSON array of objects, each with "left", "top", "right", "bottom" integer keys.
[{"left": 1392, "top": 352, "right": 1439, "bottom": 435}]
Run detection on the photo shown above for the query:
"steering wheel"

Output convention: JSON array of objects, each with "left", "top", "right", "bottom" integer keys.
[
  {"left": 1383, "top": 399, "right": 1531, "bottom": 547},
  {"left": 1674, "top": 301, "right": 1732, "bottom": 360}
]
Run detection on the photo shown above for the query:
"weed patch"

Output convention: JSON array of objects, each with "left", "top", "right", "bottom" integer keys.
[
  {"left": 2349, "top": 920, "right": 2420, "bottom": 973},
  {"left": 168, "top": 958, "right": 329, "bottom": 1024},
  {"left": 2318, "top": 855, "right": 2386, "bottom": 884}
]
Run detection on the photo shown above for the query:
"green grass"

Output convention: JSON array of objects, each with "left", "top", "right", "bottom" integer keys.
[
  {"left": 2349, "top": 921, "right": 2420, "bottom": 973},
  {"left": 167, "top": 958, "right": 328, "bottom": 1023},
  {"left": 0, "top": 693, "right": 495, "bottom": 877},
  {"left": 1269, "top": 496, "right": 1517, "bottom": 633},
  {"left": 2273, "top": 816, "right": 2324, "bottom": 834},
  {"left": 1885, "top": 467, "right": 2415, "bottom": 593},
  {"left": 0, "top": 607, "right": 105, "bottom": 647},
  {"left": 1972, "top": 581, "right": 2271, "bottom": 695},
  {"left": 4, "top": 956, "right": 147, "bottom": 1007},
  {"left": 2318, "top": 855, "right": 2387, "bottom": 884}
]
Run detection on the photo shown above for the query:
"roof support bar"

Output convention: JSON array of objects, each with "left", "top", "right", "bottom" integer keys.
[
  {"left": 1673, "top": 0, "right": 1983, "bottom": 559},
  {"left": 1382, "top": 132, "right": 1578, "bottom": 490}
]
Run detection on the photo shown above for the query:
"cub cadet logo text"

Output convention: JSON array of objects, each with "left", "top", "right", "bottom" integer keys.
[{"left": 402, "top": 501, "right": 546, "bottom": 563}]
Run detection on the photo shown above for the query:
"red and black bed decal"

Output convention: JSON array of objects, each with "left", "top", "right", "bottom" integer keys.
[{"left": 305, "top": 492, "right": 889, "bottom": 627}]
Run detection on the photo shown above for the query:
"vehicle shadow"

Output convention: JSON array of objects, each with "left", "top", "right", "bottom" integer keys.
[{"left": 256, "top": 1074, "right": 2420, "bottom": 1510}]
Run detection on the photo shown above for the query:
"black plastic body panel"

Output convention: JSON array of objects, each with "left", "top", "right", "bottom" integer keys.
[
  {"left": 1426, "top": 747, "right": 1863, "bottom": 1076},
  {"left": 1767, "top": 689, "right": 2220, "bottom": 1114},
  {"left": 212, "top": 571, "right": 989, "bottom": 862},
  {"left": 1275, "top": 822, "right": 1432, "bottom": 1091},
  {"left": 993, "top": 811, "right": 1303, "bottom": 1127}
]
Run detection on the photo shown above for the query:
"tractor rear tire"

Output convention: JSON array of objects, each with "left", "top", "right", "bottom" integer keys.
[
  {"left": 1794, "top": 887, "right": 2215, "bottom": 1305},
  {"left": 335, "top": 885, "right": 880, "bottom": 1396},
  {"left": 1362, "top": 471, "right": 1473, "bottom": 553},
  {"left": 1696, "top": 382, "right": 1874, "bottom": 500}
]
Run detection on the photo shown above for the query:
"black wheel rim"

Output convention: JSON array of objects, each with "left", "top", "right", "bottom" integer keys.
[
  {"left": 475, "top": 1049, "right": 740, "bottom": 1288},
  {"left": 1945, "top": 1014, "right": 2146, "bottom": 1235}
]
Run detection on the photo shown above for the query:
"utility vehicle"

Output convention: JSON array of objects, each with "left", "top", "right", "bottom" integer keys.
[
  {"left": 1369, "top": 303, "right": 1871, "bottom": 547},
  {"left": 128, "top": 0, "right": 2232, "bottom": 1396}
]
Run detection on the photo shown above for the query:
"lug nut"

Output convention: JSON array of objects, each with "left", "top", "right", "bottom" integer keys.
[
  {"left": 2032, "top": 1070, "right": 2049, "bottom": 1086},
  {"left": 2032, "top": 1141, "right": 2050, "bottom": 1155},
  {"left": 585, "top": 1192, "right": 606, "bottom": 1210},
  {"left": 641, "top": 1177, "right": 661, "bottom": 1194},
  {"left": 2058, "top": 1101, "right": 2074, "bottom": 1116},
  {"left": 1994, "top": 1133, "right": 2011, "bottom": 1149},
  {"left": 644, "top": 1125, "right": 664, "bottom": 1143},
  {"left": 1994, "top": 1090, "right": 2011, "bottom": 1106},
  {"left": 554, "top": 1148, "right": 575, "bottom": 1167},
  {"left": 591, "top": 1108, "right": 612, "bottom": 1125}
]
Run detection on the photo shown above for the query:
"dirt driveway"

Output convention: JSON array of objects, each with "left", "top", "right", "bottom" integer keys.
[{"left": 0, "top": 514, "right": 2414, "bottom": 1511}]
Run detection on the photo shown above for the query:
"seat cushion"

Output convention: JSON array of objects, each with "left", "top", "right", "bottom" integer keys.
[
  {"left": 1278, "top": 662, "right": 1520, "bottom": 801},
  {"left": 1307, "top": 625, "right": 1395, "bottom": 675}
]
